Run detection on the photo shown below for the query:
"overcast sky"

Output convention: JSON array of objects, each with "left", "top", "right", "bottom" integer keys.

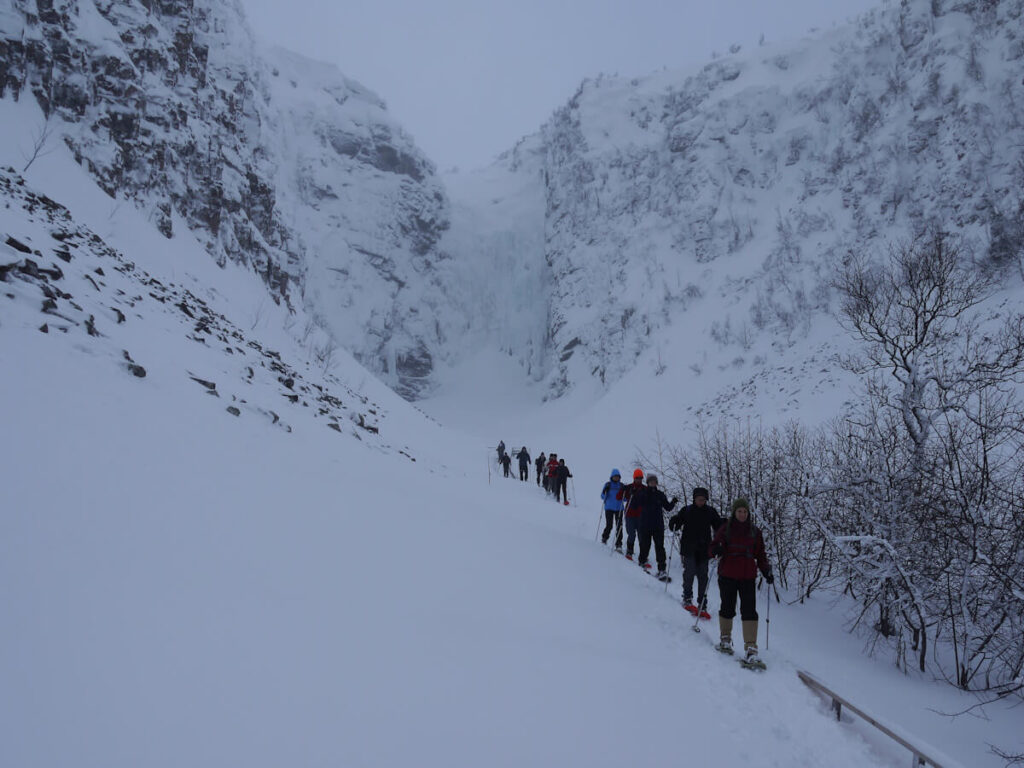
[{"left": 238, "top": 0, "right": 883, "bottom": 171}]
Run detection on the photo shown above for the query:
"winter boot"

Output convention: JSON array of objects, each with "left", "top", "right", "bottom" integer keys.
[
  {"left": 641, "top": 561, "right": 652, "bottom": 570},
  {"left": 625, "top": 553, "right": 634, "bottom": 561},
  {"left": 563, "top": 500, "right": 569, "bottom": 506},
  {"left": 656, "top": 569, "right": 670, "bottom": 582},
  {"left": 742, "top": 619, "right": 758, "bottom": 648},
  {"left": 717, "top": 616, "right": 734, "bottom": 654}
]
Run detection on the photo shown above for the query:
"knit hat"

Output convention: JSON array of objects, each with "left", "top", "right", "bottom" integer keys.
[
  {"left": 646, "top": 473, "right": 658, "bottom": 485},
  {"left": 731, "top": 498, "right": 750, "bottom": 513},
  {"left": 633, "top": 468, "right": 644, "bottom": 480},
  {"left": 693, "top": 487, "right": 709, "bottom": 501}
]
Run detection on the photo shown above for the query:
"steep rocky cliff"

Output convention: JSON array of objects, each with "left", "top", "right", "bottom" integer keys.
[
  {"left": 0, "top": 0, "right": 455, "bottom": 398},
  {"left": 458, "top": 0, "right": 1024, "bottom": 398}
]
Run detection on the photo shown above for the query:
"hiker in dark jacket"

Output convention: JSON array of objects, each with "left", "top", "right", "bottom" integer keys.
[
  {"left": 536, "top": 453, "right": 547, "bottom": 487},
  {"left": 600, "top": 469, "right": 625, "bottom": 548},
  {"left": 709, "top": 498, "right": 773, "bottom": 663},
  {"left": 629, "top": 473, "right": 678, "bottom": 580},
  {"left": 554, "top": 458, "right": 573, "bottom": 505},
  {"left": 516, "top": 447, "right": 531, "bottom": 481},
  {"left": 668, "top": 487, "right": 723, "bottom": 616},
  {"left": 500, "top": 451, "right": 512, "bottom": 478},
  {"left": 619, "top": 469, "right": 646, "bottom": 559}
]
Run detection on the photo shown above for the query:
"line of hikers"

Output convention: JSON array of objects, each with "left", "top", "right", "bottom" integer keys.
[
  {"left": 495, "top": 441, "right": 573, "bottom": 505},
  {"left": 599, "top": 468, "right": 773, "bottom": 665}
]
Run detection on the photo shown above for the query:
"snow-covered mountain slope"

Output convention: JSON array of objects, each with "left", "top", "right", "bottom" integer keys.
[
  {"left": 0, "top": 110, "right": 895, "bottom": 768},
  {"left": 0, "top": 0, "right": 455, "bottom": 398},
  {"left": 445, "top": 0, "right": 1024, "bottom": 402}
]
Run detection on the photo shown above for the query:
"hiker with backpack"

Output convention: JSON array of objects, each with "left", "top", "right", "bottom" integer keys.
[
  {"left": 709, "top": 498, "right": 774, "bottom": 666},
  {"left": 516, "top": 446, "right": 531, "bottom": 481},
  {"left": 628, "top": 473, "right": 678, "bottom": 581},
  {"left": 554, "top": 458, "right": 573, "bottom": 505},
  {"left": 536, "top": 452, "right": 547, "bottom": 487},
  {"left": 500, "top": 451, "right": 512, "bottom": 478},
  {"left": 546, "top": 454, "right": 560, "bottom": 495},
  {"left": 600, "top": 469, "right": 625, "bottom": 549},
  {"left": 668, "top": 487, "right": 722, "bottom": 618},
  {"left": 619, "top": 468, "right": 646, "bottom": 559}
]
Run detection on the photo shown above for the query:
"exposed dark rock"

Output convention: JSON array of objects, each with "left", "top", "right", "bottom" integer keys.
[
  {"left": 226, "top": 406, "right": 240, "bottom": 416},
  {"left": 39, "top": 323, "right": 48, "bottom": 333},
  {"left": 4, "top": 235, "right": 32, "bottom": 253},
  {"left": 188, "top": 375, "right": 217, "bottom": 394}
]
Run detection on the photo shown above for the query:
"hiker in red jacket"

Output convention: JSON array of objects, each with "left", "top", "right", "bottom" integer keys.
[
  {"left": 619, "top": 469, "right": 646, "bottom": 559},
  {"left": 546, "top": 454, "right": 560, "bottom": 496},
  {"left": 709, "top": 498, "right": 773, "bottom": 665}
]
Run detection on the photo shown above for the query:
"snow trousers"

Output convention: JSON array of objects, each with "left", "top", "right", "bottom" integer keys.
[
  {"left": 682, "top": 555, "right": 711, "bottom": 604},
  {"left": 554, "top": 478, "right": 568, "bottom": 503},
  {"left": 503, "top": 463, "right": 511, "bottom": 477},
  {"left": 519, "top": 464, "right": 529, "bottom": 481},
  {"left": 620, "top": 517, "right": 639, "bottom": 553},
  {"left": 638, "top": 527, "right": 667, "bottom": 571},
  {"left": 602, "top": 509, "right": 622, "bottom": 543},
  {"left": 717, "top": 576, "right": 758, "bottom": 621}
]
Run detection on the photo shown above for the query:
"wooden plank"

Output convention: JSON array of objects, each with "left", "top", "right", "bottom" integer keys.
[{"left": 797, "top": 670, "right": 945, "bottom": 768}]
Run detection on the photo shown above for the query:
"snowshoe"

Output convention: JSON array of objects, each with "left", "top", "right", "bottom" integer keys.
[
  {"left": 614, "top": 545, "right": 622, "bottom": 553},
  {"left": 640, "top": 562, "right": 652, "bottom": 570},
  {"left": 699, "top": 609, "right": 712, "bottom": 620},
  {"left": 715, "top": 640, "right": 734, "bottom": 655},
  {"left": 683, "top": 603, "right": 698, "bottom": 615},
  {"left": 625, "top": 553, "right": 634, "bottom": 561},
  {"left": 740, "top": 647, "right": 766, "bottom": 670},
  {"left": 656, "top": 570, "right": 671, "bottom": 582},
  {"left": 563, "top": 500, "right": 569, "bottom": 506}
]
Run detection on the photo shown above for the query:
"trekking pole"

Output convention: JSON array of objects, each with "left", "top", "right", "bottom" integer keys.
[
  {"left": 663, "top": 531, "right": 677, "bottom": 592},
  {"left": 595, "top": 504, "right": 604, "bottom": 542},
  {"left": 765, "top": 580, "right": 772, "bottom": 650},
  {"left": 487, "top": 450, "right": 491, "bottom": 485},
  {"left": 571, "top": 477, "right": 577, "bottom": 507},
  {"left": 693, "top": 560, "right": 718, "bottom": 633}
]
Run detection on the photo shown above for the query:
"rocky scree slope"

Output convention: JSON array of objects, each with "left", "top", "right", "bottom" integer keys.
[
  {"left": 0, "top": 0, "right": 458, "bottom": 399},
  {"left": 0, "top": 165, "right": 413, "bottom": 454}
]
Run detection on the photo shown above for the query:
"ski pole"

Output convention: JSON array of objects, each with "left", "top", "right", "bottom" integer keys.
[
  {"left": 571, "top": 477, "right": 577, "bottom": 507},
  {"left": 595, "top": 503, "right": 604, "bottom": 542},
  {"left": 694, "top": 560, "right": 717, "bottom": 633},
  {"left": 487, "top": 450, "right": 491, "bottom": 485},
  {"left": 765, "top": 580, "right": 771, "bottom": 650}
]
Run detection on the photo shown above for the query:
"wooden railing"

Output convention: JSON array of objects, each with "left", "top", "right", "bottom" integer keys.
[{"left": 797, "top": 670, "right": 949, "bottom": 768}]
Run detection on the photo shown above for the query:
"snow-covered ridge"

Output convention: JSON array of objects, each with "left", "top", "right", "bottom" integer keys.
[
  {"left": 455, "top": 0, "right": 1024, "bottom": 399},
  {"left": 0, "top": 0, "right": 456, "bottom": 399}
]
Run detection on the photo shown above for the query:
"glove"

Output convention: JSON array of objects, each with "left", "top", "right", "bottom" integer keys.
[
  {"left": 712, "top": 544, "right": 725, "bottom": 557},
  {"left": 668, "top": 516, "right": 680, "bottom": 532},
  {"left": 764, "top": 572, "right": 775, "bottom": 584},
  {"left": 670, "top": 496, "right": 679, "bottom": 506}
]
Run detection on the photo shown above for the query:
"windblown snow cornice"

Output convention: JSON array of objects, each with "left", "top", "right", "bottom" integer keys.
[{"left": 0, "top": 0, "right": 455, "bottom": 399}]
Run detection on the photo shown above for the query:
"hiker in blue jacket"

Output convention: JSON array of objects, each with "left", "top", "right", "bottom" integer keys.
[{"left": 600, "top": 469, "right": 626, "bottom": 550}]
